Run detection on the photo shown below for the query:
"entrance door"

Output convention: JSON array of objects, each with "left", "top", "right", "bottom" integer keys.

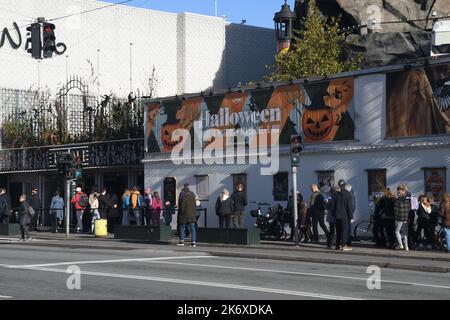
[{"left": 103, "top": 173, "right": 128, "bottom": 198}]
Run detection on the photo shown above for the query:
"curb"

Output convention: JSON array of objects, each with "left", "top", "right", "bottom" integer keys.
[{"left": 4, "top": 239, "right": 449, "bottom": 273}]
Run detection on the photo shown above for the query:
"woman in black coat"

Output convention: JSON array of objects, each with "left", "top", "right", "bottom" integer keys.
[
  {"left": 18, "top": 194, "right": 32, "bottom": 241},
  {"left": 379, "top": 189, "right": 396, "bottom": 249},
  {"left": 215, "top": 189, "right": 234, "bottom": 229},
  {"left": 416, "top": 195, "right": 437, "bottom": 248}
]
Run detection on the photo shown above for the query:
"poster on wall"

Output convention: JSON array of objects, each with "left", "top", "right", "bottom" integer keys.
[
  {"left": 273, "top": 172, "right": 288, "bottom": 201},
  {"left": 144, "top": 77, "right": 357, "bottom": 154},
  {"left": 386, "top": 64, "right": 450, "bottom": 137},
  {"left": 316, "top": 171, "right": 335, "bottom": 188},
  {"left": 424, "top": 168, "right": 446, "bottom": 200},
  {"left": 367, "top": 169, "right": 387, "bottom": 199}
]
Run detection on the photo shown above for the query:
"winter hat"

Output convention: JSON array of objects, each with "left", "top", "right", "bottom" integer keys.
[{"left": 76, "top": 187, "right": 82, "bottom": 192}]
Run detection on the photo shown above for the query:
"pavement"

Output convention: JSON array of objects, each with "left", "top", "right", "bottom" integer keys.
[{"left": 1, "top": 231, "right": 449, "bottom": 273}]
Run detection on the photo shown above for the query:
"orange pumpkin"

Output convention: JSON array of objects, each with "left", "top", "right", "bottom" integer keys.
[
  {"left": 161, "top": 123, "right": 183, "bottom": 153},
  {"left": 302, "top": 108, "right": 334, "bottom": 142}
]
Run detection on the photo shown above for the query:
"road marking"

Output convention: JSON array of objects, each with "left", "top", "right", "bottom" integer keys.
[
  {"left": 144, "top": 260, "right": 450, "bottom": 291},
  {"left": 9, "top": 265, "right": 362, "bottom": 300},
  {"left": 0, "top": 295, "right": 13, "bottom": 299},
  {"left": 7, "top": 255, "right": 213, "bottom": 268}
]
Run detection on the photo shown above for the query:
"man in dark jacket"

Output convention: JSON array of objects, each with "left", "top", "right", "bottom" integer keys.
[
  {"left": 107, "top": 192, "right": 121, "bottom": 233},
  {"left": 333, "top": 186, "right": 355, "bottom": 251},
  {"left": 0, "top": 188, "right": 9, "bottom": 224},
  {"left": 215, "top": 189, "right": 234, "bottom": 228},
  {"left": 98, "top": 187, "right": 111, "bottom": 219},
  {"left": 231, "top": 183, "right": 247, "bottom": 229},
  {"left": 29, "top": 187, "right": 42, "bottom": 231},
  {"left": 310, "top": 184, "right": 329, "bottom": 243},
  {"left": 178, "top": 187, "right": 197, "bottom": 247}
]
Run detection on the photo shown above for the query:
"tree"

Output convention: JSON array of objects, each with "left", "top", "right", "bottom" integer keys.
[{"left": 269, "top": 0, "right": 361, "bottom": 81}]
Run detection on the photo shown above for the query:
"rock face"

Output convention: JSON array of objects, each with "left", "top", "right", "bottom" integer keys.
[{"left": 315, "top": 0, "right": 450, "bottom": 33}]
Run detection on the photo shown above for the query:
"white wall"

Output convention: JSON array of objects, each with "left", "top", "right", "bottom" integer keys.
[{"left": 0, "top": 0, "right": 275, "bottom": 98}]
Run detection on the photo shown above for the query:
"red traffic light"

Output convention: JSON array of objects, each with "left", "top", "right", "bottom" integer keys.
[{"left": 290, "top": 135, "right": 302, "bottom": 145}]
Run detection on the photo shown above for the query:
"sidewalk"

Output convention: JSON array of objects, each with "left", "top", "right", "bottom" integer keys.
[{"left": 1, "top": 231, "right": 449, "bottom": 273}]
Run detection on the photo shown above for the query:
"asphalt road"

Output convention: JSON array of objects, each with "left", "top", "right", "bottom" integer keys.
[{"left": 0, "top": 242, "right": 449, "bottom": 300}]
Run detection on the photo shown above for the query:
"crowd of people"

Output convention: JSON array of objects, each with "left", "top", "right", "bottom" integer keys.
[{"left": 287, "top": 180, "right": 450, "bottom": 253}]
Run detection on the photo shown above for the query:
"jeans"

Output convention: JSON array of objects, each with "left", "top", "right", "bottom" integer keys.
[
  {"left": 444, "top": 228, "right": 450, "bottom": 253},
  {"left": 233, "top": 211, "right": 245, "bottom": 228},
  {"left": 91, "top": 209, "right": 101, "bottom": 232},
  {"left": 179, "top": 223, "right": 196, "bottom": 243},
  {"left": 152, "top": 210, "right": 161, "bottom": 225},
  {"left": 133, "top": 209, "right": 142, "bottom": 226},
  {"left": 335, "top": 218, "right": 349, "bottom": 249},
  {"left": 122, "top": 209, "right": 129, "bottom": 225},
  {"left": 311, "top": 210, "right": 329, "bottom": 241},
  {"left": 327, "top": 223, "right": 336, "bottom": 247},
  {"left": 76, "top": 210, "right": 84, "bottom": 232},
  {"left": 219, "top": 215, "right": 231, "bottom": 228},
  {"left": 395, "top": 221, "right": 408, "bottom": 248},
  {"left": 20, "top": 224, "right": 30, "bottom": 240}
]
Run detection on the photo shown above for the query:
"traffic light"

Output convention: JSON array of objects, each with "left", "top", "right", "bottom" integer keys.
[
  {"left": 26, "top": 23, "right": 42, "bottom": 59},
  {"left": 42, "top": 22, "right": 56, "bottom": 58},
  {"left": 290, "top": 134, "right": 303, "bottom": 167},
  {"left": 74, "top": 155, "right": 83, "bottom": 179}
]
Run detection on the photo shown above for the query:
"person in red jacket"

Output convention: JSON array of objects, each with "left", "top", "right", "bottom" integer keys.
[{"left": 71, "top": 187, "right": 88, "bottom": 233}]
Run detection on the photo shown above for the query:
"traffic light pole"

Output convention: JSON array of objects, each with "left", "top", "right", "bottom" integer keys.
[
  {"left": 292, "top": 166, "right": 299, "bottom": 247},
  {"left": 65, "top": 178, "right": 71, "bottom": 238}
]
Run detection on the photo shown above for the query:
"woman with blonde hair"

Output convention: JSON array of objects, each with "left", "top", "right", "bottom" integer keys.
[{"left": 121, "top": 189, "right": 131, "bottom": 225}]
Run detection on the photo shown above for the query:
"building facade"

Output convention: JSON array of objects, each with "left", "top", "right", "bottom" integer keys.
[
  {"left": 0, "top": 0, "right": 276, "bottom": 211},
  {"left": 144, "top": 58, "right": 450, "bottom": 229}
]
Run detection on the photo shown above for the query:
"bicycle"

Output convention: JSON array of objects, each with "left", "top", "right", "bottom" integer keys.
[{"left": 353, "top": 213, "right": 374, "bottom": 242}]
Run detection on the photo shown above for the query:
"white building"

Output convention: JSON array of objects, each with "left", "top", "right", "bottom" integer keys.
[
  {"left": 0, "top": 0, "right": 275, "bottom": 97},
  {"left": 144, "top": 58, "right": 450, "bottom": 229}
]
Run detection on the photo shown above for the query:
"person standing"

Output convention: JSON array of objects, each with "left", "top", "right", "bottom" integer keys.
[
  {"left": 439, "top": 193, "right": 450, "bottom": 253},
  {"left": 164, "top": 200, "right": 175, "bottom": 226},
  {"left": 371, "top": 194, "right": 386, "bottom": 247},
  {"left": 0, "top": 188, "right": 9, "bottom": 224},
  {"left": 178, "top": 186, "right": 197, "bottom": 247},
  {"left": 152, "top": 191, "right": 163, "bottom": 225},
  {"left": 130, "top": 187, "right": 143, "bottom": 225},
  {"left": 326, "top": 186, "right": 339, "bottom": 249},
  {"left": 29, "top": 187, "right": 42, "bottom": 231},
  {"left": 332, "top": 184, "right": 355, "bottom": 251},
  {"left": 379, "top": 188, "right": 396, "bottom": 249},
  {"left": 107, "top": 192, "right": 121, "bottom": 232},
  {"left": 287, "top": 190, "right": 303, "bottom": 241},
  {"left": 71, "top": 187, "right": 88, "bottom": 233},
  {"left": 121, "top": 189, "right": 131, "bottom": 226},
  {"left": 231, "top": 183, "right": 247, "bottom": 229},
  {"left": 394, "top": 185, "right": 411, "bottom": 251},
  {"left": 143, "top": 188, "right": 153, "bottom": 226},
  {"left": 216, "top": 189, "right": 234, "bottom": 229},
  {"left": 89, "top": 188, "right": 101, "bottom": 233},
  {"left": 50, "top": 190, "right": 64, "bottom": 232},
  {"left": 310, "top": 184, "right": 329, "bottom": 243},
  {"left": 299, "top": 201, "right": 313, "bottom": 243},
  {"left": 416, "top": 195, "right": 437, "bottom": 249},
  {"left": 98, "top": 187, "right": 111, "bottom": 220},
  {"left": 18, "top": 195, "right": 32, "bottom": 241}
]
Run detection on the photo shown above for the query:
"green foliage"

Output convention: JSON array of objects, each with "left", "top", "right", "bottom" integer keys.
[{"left": 269, "top": 0, "right": 362, "bottom": 81}]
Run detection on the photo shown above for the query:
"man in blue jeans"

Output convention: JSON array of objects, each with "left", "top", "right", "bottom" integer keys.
[{"left": 178, "top": 186, "right": 197, "bottom": 247}]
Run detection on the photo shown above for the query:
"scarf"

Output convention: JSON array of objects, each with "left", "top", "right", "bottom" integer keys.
[{"left": 421, "top": 203, "right": 432, "bottom": 214}]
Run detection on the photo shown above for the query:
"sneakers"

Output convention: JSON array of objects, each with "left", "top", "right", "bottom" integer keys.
[
  {"left": 405, "top": 246, "right": 409, "bottom": 252},
  {"left": 25, "top": 237, "right": 32, "bottom": 242},
  {"left": 190, "top": 243, "right": 197, "bottom": 248},
  {"left": 177, "top": 241, "right": 185, "bottom": 246},
  {"left": 341, "top": 246, "right": 352, "bottom": 251}
]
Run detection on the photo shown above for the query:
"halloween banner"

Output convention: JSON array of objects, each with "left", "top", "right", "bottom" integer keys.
[
  {"left": 386, "top": 64, "right": 450, "bottom": 137},
  {"left": 144, "top": 78, "right": 356, "bottom": 154},
  {"left": 424, "top": 168, "right": 446, "bottom": 199}
]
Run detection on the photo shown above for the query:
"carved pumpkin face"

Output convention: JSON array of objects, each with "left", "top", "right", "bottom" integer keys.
[
  {"left": 161, "top": 123, "right": 183, "bottom": 152},
  {"left": 302, "top": 108, "right": 334, "bottom": 141}
]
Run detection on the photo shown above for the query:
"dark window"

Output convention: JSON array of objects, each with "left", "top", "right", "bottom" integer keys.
[
  {"left": 366, "top": 169, "right": 387, "bottom": 197},
  {"left": 273, "top": 172, "right": 289, "bottom": 201},
  {"left": 316, "top": 170, "right": 335, "bottom": 188}
]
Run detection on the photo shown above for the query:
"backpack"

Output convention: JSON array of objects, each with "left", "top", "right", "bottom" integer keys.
[
  {"left": 314, "top": 193, "right": 327, "bottom": 211},
  {"left": 28, "top": 206, "right": 35, "bottom": 217},
  {"left": 77, "top": 193, "right": 89, "bottom": 208}
]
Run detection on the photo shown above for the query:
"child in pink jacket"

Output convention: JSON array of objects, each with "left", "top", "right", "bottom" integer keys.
[{"left": 151, "top": 191, "right": 163, "bottom": 225}]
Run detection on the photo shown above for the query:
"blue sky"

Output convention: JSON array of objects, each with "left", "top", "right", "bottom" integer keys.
[{"left": 102, "top": 0, "right": 287, "bottom": 29}]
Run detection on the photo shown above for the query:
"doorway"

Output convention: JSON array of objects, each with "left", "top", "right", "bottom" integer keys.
[{"left": 103, "top": 172, "right": 128, "bottom": 198}]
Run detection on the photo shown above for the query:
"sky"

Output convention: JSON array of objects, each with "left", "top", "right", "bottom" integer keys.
[{"left": 101, "top": 0, "right": 288, "bottom": 29}]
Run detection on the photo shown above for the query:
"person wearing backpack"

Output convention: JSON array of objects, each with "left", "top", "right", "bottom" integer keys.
[
  {"left": 130, "top": 187, "right": 143, "bottom": 226},
  {"left": 121, "top": 189, "right": 131, "bottom": 225},
  {"left": 310, "top": 184, "right": 329, "bottom": 243},
  {"left": 71, "top": 187, "right": 88, "bottom": 233},
  {"left": 18, "top": 194, "right": 32, "bottom": 241}
]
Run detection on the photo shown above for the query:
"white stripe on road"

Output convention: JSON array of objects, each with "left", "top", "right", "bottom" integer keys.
[
  {"left": 144, "top": 260, "right": 450, "bottom": 291},
  {"left": 8, "top": 266, "right": 362, "bottom": 300},
  {"left": 7, "top": 255, "right": 213, "bottom": 268},
  {"left": 0, "top": 295, "right": 13, "bottom": 299}
]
